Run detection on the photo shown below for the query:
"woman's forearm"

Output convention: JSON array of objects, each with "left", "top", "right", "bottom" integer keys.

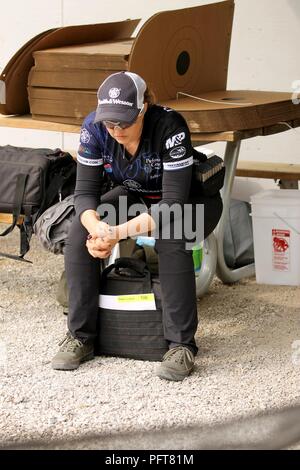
[
  {"left": 116, "top": 212, "right": 156, "bottom": 241},
  {"left": 81, "top": 209, "right": 156, "bottom": 243},
  {"left": 80, "top": 210, "right": 100, "bottom": 234}
]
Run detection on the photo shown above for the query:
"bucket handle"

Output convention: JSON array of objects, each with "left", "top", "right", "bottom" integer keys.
[
  {"left": 273, "top": 212, "right": 300, "bottom": 235},
  {"left": 251, "top": 211, "right": 300, "bottom": 235}
]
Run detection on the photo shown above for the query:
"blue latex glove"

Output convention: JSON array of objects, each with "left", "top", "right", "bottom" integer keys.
[{"left": 136, "top": 236, "right": 156, "bottom": 248}]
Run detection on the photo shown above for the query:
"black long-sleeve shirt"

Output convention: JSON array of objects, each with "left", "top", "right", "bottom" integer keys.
[{"left": 75, "top": 105, "right": 194, "bottom": 227}]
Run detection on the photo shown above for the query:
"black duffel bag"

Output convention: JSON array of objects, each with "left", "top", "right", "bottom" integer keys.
[
  {"left": 96, "top": 257, "right": 168, "bottom": 362},
  {"left": 0, "top": 145, "right": 76, "bottom": 261}
]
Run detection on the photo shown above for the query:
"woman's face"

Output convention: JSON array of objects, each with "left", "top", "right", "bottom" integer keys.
[{"left": 105, "top": 103, "right": 148, "bottom": 146}]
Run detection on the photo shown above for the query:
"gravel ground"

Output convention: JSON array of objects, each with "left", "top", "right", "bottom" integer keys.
[{"left": 1, "top": 224, "right": 300, "bottom": 449}]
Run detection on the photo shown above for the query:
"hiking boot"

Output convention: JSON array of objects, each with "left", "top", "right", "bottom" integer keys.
[
  {"left": 156, "top": 346, "right": 195, "bottom": 381},
  {"left": 51, "top": 332, "right": 94, "bottom": 370}
]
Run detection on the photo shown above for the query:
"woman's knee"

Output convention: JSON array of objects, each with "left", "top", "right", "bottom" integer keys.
[
  {"left": 65, "top": 215, "right": 88, "bottom": 252},
  {"left": 203, "top": 194, "right": 223, "bottom": 239},
  {"left": 155, "top": 238, "right": 186, "bottom": 255},
  {"left": 189, "top": 193, "right": 223, "bottom": 241}
]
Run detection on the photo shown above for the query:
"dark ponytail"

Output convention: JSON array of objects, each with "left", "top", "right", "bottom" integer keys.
[{"left": 144, "top": 87, "right": 157, "bottom": 106}]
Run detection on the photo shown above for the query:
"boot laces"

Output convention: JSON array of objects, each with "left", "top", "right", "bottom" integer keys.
[
  {"left": 164, "top": 346, "right": 193, "bottom": 365},
  {"left": 59, "top": 332, "right": 84, "bottom": 353}
]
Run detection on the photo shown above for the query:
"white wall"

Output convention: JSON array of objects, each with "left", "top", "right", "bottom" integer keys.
[{"left": 0, "top": 0, "right": 299, "bottom": 198}]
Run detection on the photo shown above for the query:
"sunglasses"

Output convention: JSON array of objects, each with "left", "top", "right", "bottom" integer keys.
[
  {"left": 103, "top": 120, "right": 133, "bottom": 130},
  {"left": 103, "top": 105, "right": 144, "bottom": 130}
]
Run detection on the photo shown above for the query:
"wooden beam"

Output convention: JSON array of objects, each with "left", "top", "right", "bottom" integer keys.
[
  {"left": 1, "top": 113, "right": 299, "bottom": 143},
  {"left": 191, "top": 119, "right": 300, "bottom": 143},
  {"left": 236, "top": 161, "right": 300, "bottom": 180},
  {"left": 0, "top": 213, "right": 24, "bottom": 225},
  {"left": 0, "top": 114, "right": 81, "bottom": 133}
]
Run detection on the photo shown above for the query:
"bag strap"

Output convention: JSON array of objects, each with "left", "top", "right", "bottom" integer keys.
[
  {"left": 45, "top": 157, "right": 75, "bottom": 204},
  {"left": 0, "top": 251, "right": 32, "bottom": 263},
  {"left": 19, "top": 216, "right": 33, "bottom": 258},
  {"left": 102, "top": 257, "right": 148, "bottom": 279},
  {"left": 101, "top": 257, "right": 152, "bottom": 294},
  {"left": 0, "top": 217, "right": 33, "bottom": 263},
  {"left": 0, "top": 173, "right": 28, "bottom": 236},
  {"left": 37, "top": 157, "right": 76, "bottom": 218},
  {"left": 0, "top": 174, "right": 33, "bottom": 263}
]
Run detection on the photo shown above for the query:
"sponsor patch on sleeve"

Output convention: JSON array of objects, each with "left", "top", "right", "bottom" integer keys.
[
  {"left": 165, "top": 132, "right": 186, "bottom": 150},
  {"left": 169, "top": 146, "right": 186, "bottom": 159},
  {"left": 77, "top": 154, "right": 103, "bottom": 166},
  {"left": 163, "top": 156, "right": 193, "bottom": 171},
  {"left": 80, "top": 128, "right": 91, "bottom": 144}
]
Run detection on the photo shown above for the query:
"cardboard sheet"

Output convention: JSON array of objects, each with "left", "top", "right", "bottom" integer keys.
[
  {"left": 28, "top": 68, "right": 111, "bottom": 89},
  {"left": 33, "top": 39, "right": 133, "bottom": 70},
  {"left": 162, "top": 90, "right": 300, "bottom": 132},
  {"left": 129, "top": 0, "right": 234, "bottom": 101}
]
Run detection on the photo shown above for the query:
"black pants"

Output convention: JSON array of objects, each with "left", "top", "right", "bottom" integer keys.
[{"left": 65, "top": 186, "right": 222, "bottom": 355}]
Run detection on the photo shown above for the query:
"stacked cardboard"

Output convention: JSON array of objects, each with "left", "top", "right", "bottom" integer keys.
[
  {"left": 28, "top": 39, "right": 134, "bottom": 123},
  {"left": 0, "top": 19, "right": 139, "bottom": 115}
]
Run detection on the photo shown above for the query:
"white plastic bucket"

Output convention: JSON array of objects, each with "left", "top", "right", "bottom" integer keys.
[{"left": 250, "top": 190, "right": 300, "bottom": 286}]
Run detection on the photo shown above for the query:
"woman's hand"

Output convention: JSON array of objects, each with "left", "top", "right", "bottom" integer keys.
[
  {"left": 95, "top": 221, "right": 114, "bottom": 239},
  {"left": 82, "top": 211, "right": 156, "bottom": 259},
  {"left": 86, "top": 235, "right": 112, "bottom": 259},
  {"left": 86, "top": 222, "right": 120, "bottom": 259}
]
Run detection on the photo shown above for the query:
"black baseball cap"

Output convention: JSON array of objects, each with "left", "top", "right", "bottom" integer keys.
[{"left": 94, "top": 71, "right": 147, "bottom": 124}]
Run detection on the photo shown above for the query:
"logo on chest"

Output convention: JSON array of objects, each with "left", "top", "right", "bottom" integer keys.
[
  {"left": 103, "top": 154, "right": 113, "bottom": 163},
  {"left": 123, "top": 179, "right": 142, "bottom": 190}
]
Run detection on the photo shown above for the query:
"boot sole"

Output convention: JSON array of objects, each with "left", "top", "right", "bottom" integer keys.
[
  {"left": 52, "top": 352, "right": 94, "bottom": 371},
  {"left": 156, "top": 365, "right": 194, "bottom": 382}
]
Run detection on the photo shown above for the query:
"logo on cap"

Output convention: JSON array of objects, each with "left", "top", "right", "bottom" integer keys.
[{"left": 109, "top": 88, "right": 121, "bottom": 99}]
